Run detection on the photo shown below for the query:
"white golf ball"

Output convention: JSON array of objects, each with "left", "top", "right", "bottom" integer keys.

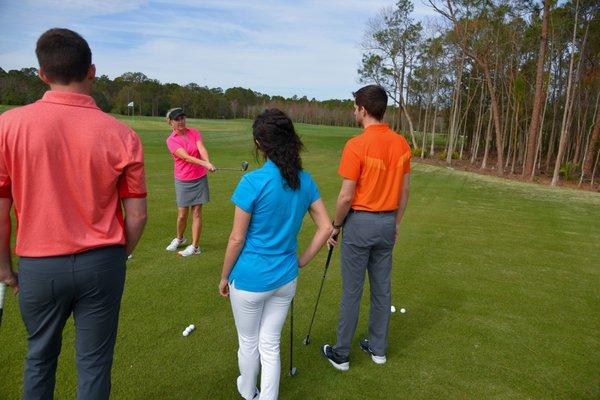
[
  {"left": 390, "top": 306, "right": 396, "bottom": 313},
  {"left": 182, "top": 330, "right": 189, "bottom": 337},
  {"left": 400, "top": 308, "right": 406, "bottom": 314},
  {"left": 189, "top": 324, "right": 195, "bottom": 330}
]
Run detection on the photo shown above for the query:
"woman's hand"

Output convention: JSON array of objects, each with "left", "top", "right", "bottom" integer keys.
[
  {"left": 327, "top": 227, "right": 340, "bottom": 248},
  {"left": 219, "top": 278, "right": 230, "bottom": 297},
  {"left": 205, "top": 161, "right": 216, "bottom": 172}
]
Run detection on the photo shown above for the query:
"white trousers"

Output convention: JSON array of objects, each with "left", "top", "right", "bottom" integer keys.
[{"left": 230, "top": 278, "right": 297, "bottom": 400}]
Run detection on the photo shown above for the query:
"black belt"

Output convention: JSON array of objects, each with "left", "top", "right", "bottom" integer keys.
[{"left": 350, "top": 209, "right": 395, "bottom": 214}]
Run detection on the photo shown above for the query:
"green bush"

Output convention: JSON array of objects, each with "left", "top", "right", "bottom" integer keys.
[
  {"left": 437, "top": 150, "right": 459, "bottom": 160},
  {"left": 560, "top": 161, "right": 580, "bottom": 181}
]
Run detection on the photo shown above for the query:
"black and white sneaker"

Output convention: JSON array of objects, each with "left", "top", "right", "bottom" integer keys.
[
  {"left": 359, "top": 338, "right": 387, "bottom": 364},
  {"left": 322, "top": 344, "right": 350, "bottom": 371}
]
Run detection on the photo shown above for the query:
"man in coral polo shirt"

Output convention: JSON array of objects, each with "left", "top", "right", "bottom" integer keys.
[
  {"left": 323, "top": 85, "right": 411, "bottom": 371},
  {"left": 0, "top": 29, "right": 147, "bottom": 399}
]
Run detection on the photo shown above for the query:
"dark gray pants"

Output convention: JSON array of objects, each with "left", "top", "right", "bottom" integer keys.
[
  {"left": 18, "top": 245, "right": 126, "bottom": 400},
  {"left": 334, "top": 211, "right": 395, "bottom": 358}
]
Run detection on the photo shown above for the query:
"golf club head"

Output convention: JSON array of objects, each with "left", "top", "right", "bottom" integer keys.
[
  {"left": 303, "top": 336, "right": 310, "bottom": 346},
  {"left": 289, "top": 367, "right": 297, "bottom": 377},
  {"left": 241, "top": 161, "right": 249, "bottom": 171}
]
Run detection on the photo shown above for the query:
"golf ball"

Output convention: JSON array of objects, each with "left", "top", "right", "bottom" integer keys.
[
  {"left": 189, "top": 324, "right": 195, "bottom": 330},
  {"left": 182, "top": 330, "right": 189, "bottom": 337},
  {"left": 390, "top": 306, "right": 396, "bottom": 313},
  {"left": 400, "top": 308, "right": 406, "bottom": 313}
]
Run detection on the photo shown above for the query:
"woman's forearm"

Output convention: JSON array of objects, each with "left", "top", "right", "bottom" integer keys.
[
  {"left": 299, "top": 225, "right": 332, "bottom": 267},
  {"left": 221, "top": 238, "right": 244, "bottom": 280}
]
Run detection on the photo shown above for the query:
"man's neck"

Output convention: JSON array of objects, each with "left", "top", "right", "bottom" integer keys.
[
  {"left": 362, "top": 117, "right": 383, "bottom": 130},
  {"left": 48, "top": 82, "right": 92, "bottom": 96}
]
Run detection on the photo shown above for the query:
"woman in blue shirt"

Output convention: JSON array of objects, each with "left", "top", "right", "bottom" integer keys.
[{"left": 219, "top": 109, "right": 331, "bottom": 400}]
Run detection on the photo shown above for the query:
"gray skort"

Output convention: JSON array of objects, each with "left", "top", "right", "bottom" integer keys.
[{"left": 175, "top": 175, "right": 210, "bottom": 207}]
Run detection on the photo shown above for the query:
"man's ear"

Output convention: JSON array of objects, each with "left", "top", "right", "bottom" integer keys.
[
  {"left": 87, "top": 64, "right": 96, "bottom": 80},
  {"left": 38, "top": 68, "right": 51, "bottom": 85}
]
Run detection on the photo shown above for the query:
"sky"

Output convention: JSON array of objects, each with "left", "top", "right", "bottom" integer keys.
[{"left": 0, "top": 0, "right": 436, "bottom": 100}]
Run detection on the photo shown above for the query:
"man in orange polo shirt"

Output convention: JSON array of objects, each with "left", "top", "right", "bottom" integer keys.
[
  {"left": 322, "top": 85, "right": 410, "bottom": 371},
  {"left": 0, "top": 29, "right": 147, "bottom": 399}
]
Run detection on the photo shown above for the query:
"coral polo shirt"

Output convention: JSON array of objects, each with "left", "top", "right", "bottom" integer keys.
[
  {"left": 0, "top": 91, "right": 147, "bottom": 257},
  {"left": 338, "top": 123, "right": 411, "bottom": 212}
]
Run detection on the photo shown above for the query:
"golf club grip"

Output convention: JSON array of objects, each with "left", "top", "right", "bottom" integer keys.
[{"left": 324, "top": 234, "right": 338, "bottom": 268}]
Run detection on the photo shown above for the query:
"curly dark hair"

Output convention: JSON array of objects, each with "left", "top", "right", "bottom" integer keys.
[{"left": 252, "top": 108, "right": 304, "bottom": 190}]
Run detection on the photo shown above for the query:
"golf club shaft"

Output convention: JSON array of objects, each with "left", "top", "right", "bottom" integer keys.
[
  {"left": 0, "top": 282, "right": 6, "bottom": 327},
  {"left": 305, "top": 242, "right": 335, "bottom": 340},
  {"left": 216, "top": 168, "right": 243, "bottom": 171},
  {"left": 289, "top": 299, "right": 294, "bottom": 374}
]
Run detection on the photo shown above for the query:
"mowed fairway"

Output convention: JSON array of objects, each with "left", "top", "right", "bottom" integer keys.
[{"left": 0, "top": 112, "right": 599, "bottom": 399}]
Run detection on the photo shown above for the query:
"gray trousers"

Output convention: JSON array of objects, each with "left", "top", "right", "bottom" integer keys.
[
  {"left": 18, "top": 245, "right": 127, "bottom": 400},
  {"left": 334, "top": 211, "right": 396, "bottom": 358}
]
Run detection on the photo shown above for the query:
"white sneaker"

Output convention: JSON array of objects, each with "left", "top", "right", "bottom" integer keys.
[
  {"left": 359, "top": 338, "right": 386, "bottom": 364},
  {"left": 166, "top": 237, "right": 186, "bottom": 251},
  {"left": 178, "top": 245, "right": 201, "bottom": 257}
]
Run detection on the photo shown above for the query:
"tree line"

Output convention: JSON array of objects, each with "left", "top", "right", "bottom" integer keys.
[
  {"left": 361, "top": 0, "right": 599, "bottom": 187},
  {"left": 0, "top": 67, "right": 359, "bottom": 127}
]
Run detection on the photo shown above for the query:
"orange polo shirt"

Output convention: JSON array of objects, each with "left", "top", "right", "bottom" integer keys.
[
  {"left": 338, "top": 123, "right": 411, "bottom": 212},
  {"left": 0, "top": 91, "right": 147, "bottom": 257}
]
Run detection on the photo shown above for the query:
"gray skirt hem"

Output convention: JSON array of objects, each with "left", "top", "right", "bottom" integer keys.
[{"left": 174, "top": 176, "right": 210, "bottom": 207}]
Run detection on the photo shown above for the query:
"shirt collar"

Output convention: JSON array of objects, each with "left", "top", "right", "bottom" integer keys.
[
  {"left": 263, "top": 159, "right": 278, "bottom": 170},
  {"left": 362, "top": 123, "right": 390, "bottom": 134},
  {"left": 39, "top": 90, "right": 99, "bottom": 110},
  {"left": 171, "top": 128, "right": 190, "bottom": 137}
]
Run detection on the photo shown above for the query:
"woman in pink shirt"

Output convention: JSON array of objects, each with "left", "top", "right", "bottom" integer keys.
[{"left": 165, "top": 108, "right": 215, "bottom": 256}]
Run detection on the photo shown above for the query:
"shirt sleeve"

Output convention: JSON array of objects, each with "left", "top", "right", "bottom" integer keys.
[
  {"left": 306, "top": 173, "right": 321, "bottom": 204},
  {"left": 192, "top": 128, "right": 202, "bottom": 142},
  {"left": 0, "top": 149, "right": 11, "bottom": 199},
  {"left": 403, "top": 140, "right": 411, "bottom": 173},
  {"left": 118, "top": 130, "right": 147, "bottom": 198},
  {"left": 166, "top": 135, "right": 183, "bottom": 155},
  {"left": 338, "top": 140, "right": 361, "bottom": 181},
  {"left": 231, "top": 176, "right": 257, "bottom": 213}
]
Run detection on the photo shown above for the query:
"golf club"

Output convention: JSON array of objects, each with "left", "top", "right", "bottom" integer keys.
[
  {"left": 289, "top": 299, "right": 297, "bottom": 377},
  {"left": 0, "top": 282, "right": 6, "bottom": 328},
  {"left": 303, "top": 235, "right": 337, "bottom": 346},
  {"left": 215, "top": 161, "right": 249, "bottom": 172}
]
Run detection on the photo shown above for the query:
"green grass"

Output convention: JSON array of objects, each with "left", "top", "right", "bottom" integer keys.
[{"left": 0, "top": 113, "right": 599, "bottom": 399}]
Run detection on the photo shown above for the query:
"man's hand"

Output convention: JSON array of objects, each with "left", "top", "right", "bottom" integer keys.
[{"left": 0, "top": 268, "right": 18, "bottom": 294}]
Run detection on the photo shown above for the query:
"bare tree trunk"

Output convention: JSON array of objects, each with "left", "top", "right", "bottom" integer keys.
[
  {"left": 481, "top": 110, "right": 493, "bottom": 170},
  {"left": 581, "top": 96, "right": 600, "bottom": 182},
  {"left": 446, "top": 50, "right": 465, "bottom": 164},
  {"left": 400, "top": 97, "right": 417, "bottom": 148},
  {"left": 471, "top": 84, "right": 485, "bottom": 164},
  {"left": 524, "top": 0, "right": 549, "bottom": 176},
  {"left": 430, "top": 107, "right": 438, "bottom": 157},
  {"left": 429, "top": 74, "right": 441, "bottom": 158},
  {"left": 421, "top": 102, "right": 430, "bottom": 158},
  {"left": 532, "top": 79, "right": 551, "bottom": 180},
  {"left": 510, "top": 101, "right": 519, "bottom": 175},
  {"left": 482, "top": 62, "right": 504, "bottom": 175},
  {"left": 551, "top": 0, "right": 579, "bottom": 186},
  {"left": 591, "top": 147, "right": 600, "bottom": 187},
  {"left": 458, "top": 84, "right": 477, "bottom": 161},
  {"left": 546, "top": 89, "right": 559, "bottom": 173}
]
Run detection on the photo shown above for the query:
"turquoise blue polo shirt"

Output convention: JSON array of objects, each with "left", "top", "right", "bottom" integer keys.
[{"left": 229, "top": 160, "right": 321, "bottom": 292}]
